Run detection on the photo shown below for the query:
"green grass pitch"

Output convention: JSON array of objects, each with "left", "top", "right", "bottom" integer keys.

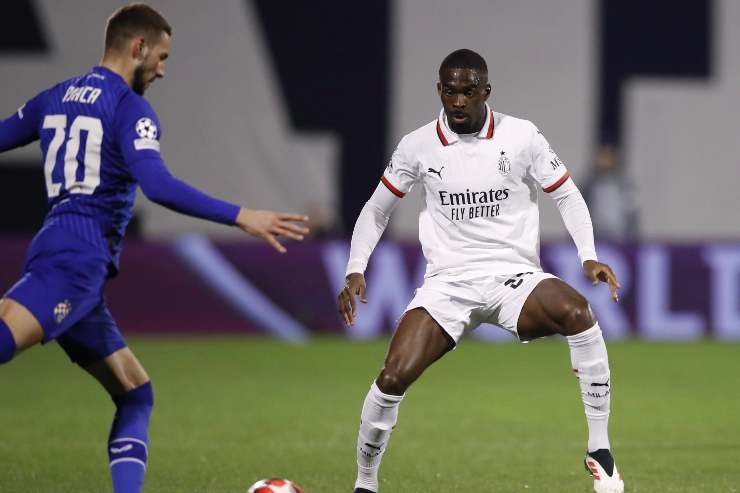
[{"left": 1, "top": 337, "right": 738, "bottom": 492}]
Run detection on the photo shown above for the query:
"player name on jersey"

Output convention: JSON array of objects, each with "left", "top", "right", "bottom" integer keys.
[{"left": 62, "top": 85, "right": 102, "bottom": 105}]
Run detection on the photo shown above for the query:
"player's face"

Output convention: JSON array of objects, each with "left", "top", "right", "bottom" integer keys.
[
  {"left": 133, "top": 32, "right": 170, "bottom": 95},
  {"left": 437, "top": 68, "right": 491, "bottom": 134}
]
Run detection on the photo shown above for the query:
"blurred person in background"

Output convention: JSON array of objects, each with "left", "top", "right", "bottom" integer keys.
[{"left": 582, "top": 142, "right": 639, "bottom": 241}]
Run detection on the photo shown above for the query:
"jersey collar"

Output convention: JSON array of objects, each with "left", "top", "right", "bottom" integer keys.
[
  {"left": 91, "top": 66, "right": 128, "bottom": 88},
  {"left": 436, "top": 103, "right": 495, "bottom": 146}
]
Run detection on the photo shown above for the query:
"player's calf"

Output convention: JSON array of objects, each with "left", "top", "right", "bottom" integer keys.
[
  {"left": 108, "top": 381, "right": 154, "bottom": 493},
  {"left": 568, "top": 324, "right": 611, "bottom": 452},
  {"left": 355, "top": 382, "right": 404, "bottom": 492}
]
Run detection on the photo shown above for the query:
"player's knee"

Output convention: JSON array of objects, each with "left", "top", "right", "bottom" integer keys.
[
  {"left": 559, "top": 296, "right": 595, "bottom": 335},
  {"left": 377, "top": 362, "right": 416, "bottom": 395},
  {"left": 376, "top": 371, "right": 407, "bottom": 395}
]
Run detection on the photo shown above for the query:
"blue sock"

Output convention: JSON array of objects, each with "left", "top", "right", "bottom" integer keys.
[
  {"left": 108, "top": 382, "right": 154, "bottom": 493},
  {"left": 0, "top": 320, "right": 16, "bottom": 364}
]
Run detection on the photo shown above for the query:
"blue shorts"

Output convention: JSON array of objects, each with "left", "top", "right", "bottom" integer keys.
[{"left": 4, "top": 224, "right": 126, "bottom": 366}]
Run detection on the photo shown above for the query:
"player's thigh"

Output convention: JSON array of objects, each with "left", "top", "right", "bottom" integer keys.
[
  {"left": 517, "top": 277, "right": 595, "bottom": 340},
  {"left": 381, "top": 308, "right": 455, "bottom": 383},
  {"left": 84, "top": 347, "right": 150, "bottom": 396},
  {"left": 0, "top": 298, "right": 44, "bottom": 351},
  {"left": 3, "top": 227, "right": 109, "bottom": 348}
]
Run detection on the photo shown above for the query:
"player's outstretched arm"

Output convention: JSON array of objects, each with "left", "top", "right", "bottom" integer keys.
[
  {"left": 117, "top": 94, "right": 308, "bottom": 252},
  {"left": 338, "top": 182, "right": 400, "bottom": 325},
  {"left": 131, "top": 157, "right": 308, "bottom": 253}
]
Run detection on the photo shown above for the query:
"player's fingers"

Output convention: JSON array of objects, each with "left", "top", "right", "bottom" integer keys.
[
  {"left": 606, "top": 266, "right": 621, "bottom": 288},
  {"left": 277, "top": 222, "right": 310, "bottom": 236},
  {"left": 347, "top": 288, "right": 357, "bottom": 317},
  {"left": 338, "top": 291, "right": 352, "bottom": 324},
  {"left": 598, "top": 267, "right": 617, "bottom": 287},
  {"left": 609, "top": 282, "right": 619, "bottom": 302},
  {"left": 604, "top": 273, "right": 619, "bottom": 302},
  {"left": 263, "top": 233, "right": 286, "bottom": 254},
  {"left": 358, "top": 283, "right": 368, "bottom": 303},
  {"left": 273, "top": 225, "right": 304, "bottom": 241},
  {"left": 338, "top": 292, "right": 351, "bottom": 325},
  {"left": 278, "top": 213, "right": 310, "bottom": 222},
  {"left": 344, "top": 294, "right": 355, "bottom": 325}
]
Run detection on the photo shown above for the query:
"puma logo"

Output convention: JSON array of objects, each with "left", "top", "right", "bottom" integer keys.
[
  {"left": 428, "top": 166, "right": 444, "bottom": 179},
  {"left": 110, "top": 444, "right": 133, "bottom": 454}
]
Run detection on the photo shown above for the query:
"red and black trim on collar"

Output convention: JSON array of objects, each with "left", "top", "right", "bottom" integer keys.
[
  {"left": 436, "top": 120, "right": 449, "bottom": 146},
  {"left": 381, "top": 176, "right": 405, "bottom": 198},
  {"left": 436, "top": 108, "right": 495, "bottom": 146},
  {"left": 484, "top": 110, "right": 495, "bottom": 139},
  {"left": 543, "top": 171, "right": 570, "bottom": 193}
]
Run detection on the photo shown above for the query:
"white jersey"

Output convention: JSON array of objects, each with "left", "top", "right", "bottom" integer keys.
[{"left": 381, "top": 104, "right": 570, "bottom": 279}]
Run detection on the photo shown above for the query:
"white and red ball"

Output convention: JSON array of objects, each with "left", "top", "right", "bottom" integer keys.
[{"left": 247, "top": 478, "right": 304, "bottom": 493}]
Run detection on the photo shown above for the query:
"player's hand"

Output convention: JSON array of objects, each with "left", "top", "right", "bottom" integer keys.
[
  {"left": 235, "top": 208, "right": 309, "bottom": 254},
  {"left": 338, "top": 272, "right": 367, "bottom": 326},
  {"left": 583, "top": 259, "right": 621, "bottom": 302}
]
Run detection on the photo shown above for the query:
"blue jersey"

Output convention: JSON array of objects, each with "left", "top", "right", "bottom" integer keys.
[
  {"left": 0, "top": 66, "right": 240, "bottom": 273},
  {"left": 34, "top": 67, "right": 158, "bottom": 258}
]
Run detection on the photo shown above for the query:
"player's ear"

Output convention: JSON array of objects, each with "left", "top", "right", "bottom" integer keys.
[
  {"left": 131, "top": 37, "right": 148, "bottom": 60},
  {"left": 484, "top": 83, "right": 492, "bottom": 99},
  {"left": 436, "top": 81, "right": 442, "bottom": 96}
]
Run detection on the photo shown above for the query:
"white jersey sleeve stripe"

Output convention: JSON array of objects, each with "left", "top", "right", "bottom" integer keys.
[
  {"left": 543, "top": 170, "right": 571, "bottom": 193},
  {"left": 380, "top": 176, "right": 406, "bottom": 198}
]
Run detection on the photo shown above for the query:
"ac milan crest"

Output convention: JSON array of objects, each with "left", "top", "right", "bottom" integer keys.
[{"left": 497, "top": 150, "right": 511, "bottom": 175}]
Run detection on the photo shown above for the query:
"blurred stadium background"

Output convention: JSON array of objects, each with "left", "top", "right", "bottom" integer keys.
[{"left": 1, "top": 1, "right": 738, "bottom": 492}]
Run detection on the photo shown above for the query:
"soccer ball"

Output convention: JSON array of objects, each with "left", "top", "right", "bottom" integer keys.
[
  {"left": 135, "top": 117, "right": 158, "bottom": 140},
  {"left": 247, "top": 478, "right": 304, "bottom": 493}
]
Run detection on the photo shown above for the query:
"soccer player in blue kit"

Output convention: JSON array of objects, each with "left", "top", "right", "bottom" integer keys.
[{"left": 0, "top": 4, "right": 309, "bottom": 492}]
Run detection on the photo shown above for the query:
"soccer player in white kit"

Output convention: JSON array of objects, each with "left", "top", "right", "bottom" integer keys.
[{"left": 338, "top": 49, "right": 624, "bottom": 493}]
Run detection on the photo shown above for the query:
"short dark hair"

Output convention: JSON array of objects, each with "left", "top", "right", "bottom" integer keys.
[
  {"left": 439, "top": 49, "right": 488, "bottom": 78},
  {"left": 104, "top": 3, "right": 171, "bottom": 53}
]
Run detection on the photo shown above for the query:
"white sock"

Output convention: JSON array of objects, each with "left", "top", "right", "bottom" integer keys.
[
  {"left": 567, "top": 323, "right": 611, "bottom": 453},
  {"left": 355, "top": 382, "right": 404, "bottom": 492}
]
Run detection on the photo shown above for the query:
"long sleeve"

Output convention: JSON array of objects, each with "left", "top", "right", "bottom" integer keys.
[
  {"left": 0, "top": 95, "right": 43, "bottom": 152},
  {"left": 129, "top": 156, "right": 240, "bottom": 225},
  {"left": 345, "top": 182, "right": 402, "bottom": 276},
  {"left": 548, "top": 177, "right": 598, "bottom": 264}
]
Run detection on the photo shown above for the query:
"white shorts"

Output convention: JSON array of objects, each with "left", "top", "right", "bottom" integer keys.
[{"left": 405, "top": 271, "right": 557, "bottom": 343}]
